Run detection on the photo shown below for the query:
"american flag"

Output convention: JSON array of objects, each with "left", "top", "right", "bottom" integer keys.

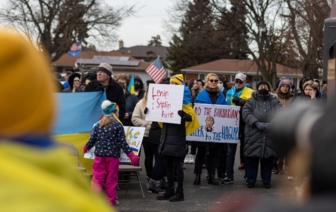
[
  {"left": 145, "top": 57, "right": 166, "bottom": 84},
  {"left": 70, "top": 41, "right": 82, "bottom": 51}
]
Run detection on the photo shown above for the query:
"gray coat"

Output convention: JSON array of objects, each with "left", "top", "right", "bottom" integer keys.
[{"left": 242, "top": 91, "right": 282, "bottom": 158}]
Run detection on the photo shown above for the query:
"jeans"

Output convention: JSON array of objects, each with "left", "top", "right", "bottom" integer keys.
[
  {"left": 245, "top": 156, "right": 274, "bottom": 184},
  {"left": 142, "top": 137, "right": 154, "bottom": 178},
  {"left": 165, "top": 155, "right": 184, "bottom": 189},
  {"left": 149, "top": 142, "right": 166, "bottom": 181},
  {"left": 217, "top": 143, "right": 228, "bottom": 177},
  {"left": 226, "top": 143, "right": 237, "bottom": 180}
]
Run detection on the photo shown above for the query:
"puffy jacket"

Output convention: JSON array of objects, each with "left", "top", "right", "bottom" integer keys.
[
  {"left": 122, "top": 91, "right": 138, "bottom": 126},
  {"left": 242, "top": 91, "right": 282, "bottom": 158}
]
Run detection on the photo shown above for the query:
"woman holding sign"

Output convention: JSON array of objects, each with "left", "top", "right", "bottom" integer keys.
[
  {"left": 193, "top": 73, "right": 229, "bottom": 185},
  {"left": 157, "top": 74, "right": 200, "bottom": 202}
]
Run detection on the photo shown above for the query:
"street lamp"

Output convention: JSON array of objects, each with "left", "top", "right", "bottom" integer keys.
[{"left": 257, "top": 22, "right": 267, "bottom": 78}]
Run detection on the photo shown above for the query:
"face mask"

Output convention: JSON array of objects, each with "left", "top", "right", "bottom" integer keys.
[
  {"left": 217, "top": 84, "right": 223, "bottom": 91},
  {"left": 134, "top": 84, "right": 141, "bottom": 90},
  {"left": 258, "top": 89, "right": 269, "bottom": 96}
]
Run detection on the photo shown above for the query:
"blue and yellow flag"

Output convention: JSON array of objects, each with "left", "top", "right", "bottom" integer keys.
[{"left": 128, "top": 75, "right": 135, "bottom": 94}]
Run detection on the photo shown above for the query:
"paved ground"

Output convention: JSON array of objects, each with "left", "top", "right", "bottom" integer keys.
[{"left": 115, "top": 145, "right": 298, "bottom": 212}]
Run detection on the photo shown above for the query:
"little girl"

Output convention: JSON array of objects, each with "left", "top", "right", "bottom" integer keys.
[{"left": 84, "top": 100, "right": 139, "bottom": 205}]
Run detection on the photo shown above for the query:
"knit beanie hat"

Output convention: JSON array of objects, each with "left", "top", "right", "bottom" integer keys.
[
  {"left": 0, "top": 30, "right": 56, "bottom": 137},
  {"left": 101, "top": 100, "right": 119, "bottom": 116},
  {"left": 98, "top": 63, "right": 112, "bottom": 77},
  {"left": 278, "top": 79, "right": 292, "bottom": 88},
  {"left": 170, "top": 74, "right": 184, "bottom": 85},
  {"left": 256, "top": 81, "right": 271, "bottom": 90}
]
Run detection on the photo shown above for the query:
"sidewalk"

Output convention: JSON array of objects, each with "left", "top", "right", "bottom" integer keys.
[{"left": 115, "top": 145, "right": 296, "bottom": 211}]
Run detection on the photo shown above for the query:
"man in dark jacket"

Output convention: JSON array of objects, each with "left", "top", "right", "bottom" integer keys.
[{"left": 85, "top": 63, "right": 126, "bottom": 119}]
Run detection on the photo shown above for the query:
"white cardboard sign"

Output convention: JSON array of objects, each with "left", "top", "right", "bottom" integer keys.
[
  {"left": 145, "top": 83, "right": 184, "bottom": 124},
  {"left": 186, "top": 103, "right": 240, "bottom": 144}
]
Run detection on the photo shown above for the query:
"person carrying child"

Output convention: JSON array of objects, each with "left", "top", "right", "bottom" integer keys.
[{"left": 84, "top": 100, "right": 140, "bottom": 206}]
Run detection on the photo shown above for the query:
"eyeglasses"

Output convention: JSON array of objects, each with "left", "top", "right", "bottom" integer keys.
[
  {"left": 235, "top": 80, "right": 243, "bottom": 84},
  {"left": 209, "top": 79, "right": 218, "bottom": 83}
]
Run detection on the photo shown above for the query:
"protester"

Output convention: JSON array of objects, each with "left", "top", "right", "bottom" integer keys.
[
  {"left": 193, "top": 73, "right": 229, "bottom": 185},
  {"left": 84, "top": 100, "right": 139, "bottom": 206},
  {"left": 0, "top": 29, "right": 111, "bottom": 211},
  {"left": 156, "top": 74, "right": 200, "bottom": 202},
  {"left": 188, "top": 78, "right": 201, "bottom": 103},
  {"left": 116, "top": 74, "right": 138, "bottom": 126},
  {"left": 54, "top": 72, "right": 65, "bottom": 92},
  {"left": 85, "top": 63, "right": 126, "bottom": 119},
  {"left": 62, "top": 71, "right": 72, "bottom": 89},
  {"left": 292, "top": 80, "right": 321, "bottom": 104},
  {"left": 197, "top": 79, "right": 204, "bottom": 91},
  {"left": 134, "top": 75, "right": 145, "bottom": 100},
  {"left": 242, "top": 81, "right": 282, "bottom": 188},
  {"left": 131, "top": 86, "right": 153, "bottom": 183},
  {"left": 80, "top": 67, "right": 97, "bottom": 91},
  {"left": 223, "top": 72, "right": 253, "bottom": 184},
  {"left": 146, "top": 78, "right": 171, "bottom": 193},
  {"left": 63, "top": 72, "right": 81, "bottom": 92},
  {"left": 272, "top": 78, "right": 294, "bottom": 176}
]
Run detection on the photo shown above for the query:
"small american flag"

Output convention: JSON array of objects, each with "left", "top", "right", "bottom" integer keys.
[
  {"left": 145, "top": 57, "right": 166, "bottom": 84},
  {"left": 70, "top": 41, "right": 82, "bottom": 51}
]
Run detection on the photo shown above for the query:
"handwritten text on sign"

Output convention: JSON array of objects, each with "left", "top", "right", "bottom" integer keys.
[
  {"left": 187, "top": 104, "right": 240, "bottom": 144},
  {"left": 145, "top": 84, "right": 184, "bottom": 124},
  {"left": 84, "top": 126, "right": 145, "bottom": 162}
]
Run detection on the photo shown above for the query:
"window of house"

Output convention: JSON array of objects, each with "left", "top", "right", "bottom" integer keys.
[{"left": 199, "top": 74, "right": 205, "bottom": 80}]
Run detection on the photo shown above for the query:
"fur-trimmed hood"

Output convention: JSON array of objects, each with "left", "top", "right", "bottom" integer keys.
[{"left": 276, "top": 88, "right": 294, "bottom": 100}]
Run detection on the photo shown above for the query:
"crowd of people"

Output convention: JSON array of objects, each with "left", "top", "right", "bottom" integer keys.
[{"left": 54, "top": 63, "right": 327, "bottom": 205}]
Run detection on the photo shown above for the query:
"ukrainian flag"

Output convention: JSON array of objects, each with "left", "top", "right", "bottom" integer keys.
[
  {"left": 128, "top": 75, "right": 135, "bottom": 94},
  {"left": 52, "top": 92, "right": 106, "bottom": 175}
]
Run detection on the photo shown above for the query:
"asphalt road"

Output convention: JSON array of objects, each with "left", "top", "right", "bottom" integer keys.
[{"left": 115, "top": 145, "right": 298, "bottom": 212}]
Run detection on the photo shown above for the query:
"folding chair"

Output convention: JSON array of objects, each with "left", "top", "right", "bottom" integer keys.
[
  {"left": 57, "top": 142, "right": 87, "bottom": 173},
  {"left": 118, "top": 162, "right": 145, "bottom": 199}
]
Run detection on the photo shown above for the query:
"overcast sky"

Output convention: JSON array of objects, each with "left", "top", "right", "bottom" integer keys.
[{"left": 106, "top": 0, "right": 173, "bottom": 50}]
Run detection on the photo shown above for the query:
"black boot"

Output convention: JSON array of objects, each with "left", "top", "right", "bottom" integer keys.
[
  {"left": 193, "top": 174, "right": 201, "bottom": 185},
  {"left": 208, "top": 175, "right": 219, "bottom": 185},
  {"left": 157, "top": 188, "right": 175, "bottom": 200},
  {"left": 169, "top": 188, "right": 184, "bottom": 202}
]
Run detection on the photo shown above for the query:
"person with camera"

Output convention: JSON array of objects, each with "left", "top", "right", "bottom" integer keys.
[{"left": 242, "top": 81, "right": 282, "bottom": 188}]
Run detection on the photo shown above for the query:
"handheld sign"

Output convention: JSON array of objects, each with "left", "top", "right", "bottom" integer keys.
[
  {"left": 187, "top": 103, "right": 240, "bottom": 144},
  {"left": 145, "top": 83, "right": 184, "bottom": 124},
  {"left": 84, "top": 126, "right": 145, "bottom": 162}
]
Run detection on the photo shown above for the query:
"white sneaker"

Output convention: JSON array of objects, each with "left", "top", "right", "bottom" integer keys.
[
  {"left": 184, "top": 156, "right": 189, "bottom": 164},
  {"left": 287, "top": 176, "right": 294, "bottom": 181},
  {"left": 114, "top": 200, "right": 119, "bottom": 206},
  {"left": 190, "top": 155, "right": 195, "bottom": 164}
]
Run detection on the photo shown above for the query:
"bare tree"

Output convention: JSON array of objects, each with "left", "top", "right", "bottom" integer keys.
[
  {"left": 282, "top": 0, "right": 332, "bottom": 78},
  {"left": 211, "top": 0, "right": 290, "bottom": 87},
  {"left": 0, "top": 0, "right": 136, "bottom": 62}
]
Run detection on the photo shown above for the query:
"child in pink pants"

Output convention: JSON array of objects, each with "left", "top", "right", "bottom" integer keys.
[{"left": 84, "top": 100, "right": 139, "bottom": 205}]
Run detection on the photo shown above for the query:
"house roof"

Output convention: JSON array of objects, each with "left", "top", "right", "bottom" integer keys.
[
  {"left": 181, "top": 59, "right": 303, "bottom": 77},
  {"left": 118, "top": 45, "right": 168, "bottom": 59},
  {"left": 52, "top": 50, "right": 149, "bottom": 69}
]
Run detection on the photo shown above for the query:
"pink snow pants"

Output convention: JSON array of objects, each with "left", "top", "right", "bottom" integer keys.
[{"left": 91, "top": 156, "right": 119, "bottom": 204}]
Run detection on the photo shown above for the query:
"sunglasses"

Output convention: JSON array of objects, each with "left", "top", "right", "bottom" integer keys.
[
  {"left": 235, "top": 80, "right": 243, "bottom": 84},
  {"left": 209, "top": 79, "right": 218, "bottom": 83}
]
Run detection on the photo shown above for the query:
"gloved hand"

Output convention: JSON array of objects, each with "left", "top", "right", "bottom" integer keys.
[
  {"left": 144, "top": 107, "right": 148, "bottom": 114},
  {"left": 178, "top": 110, "right": 185, "bottom": 117},
  {"left": 232, "top": 96, "right": 241, "bottom": 104},
  {"left": 264, "top": 123, "right": 272, "bottom": 132},
  {"left": 254, "top": 122, "right": 266, "bottom": 132},
  {"left": 94, "top": 86, "right": 104, "bottom": 91},
  {"left": 83, "top": 146, "right": 88, "bottom": 153},
  {"left": 127, "top": 152, "right": 140, "bottom": 166}
]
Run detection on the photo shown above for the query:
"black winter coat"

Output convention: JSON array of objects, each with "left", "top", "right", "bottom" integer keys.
[
  {"left": 85, "top": 79, "right": 126, "bottom": 119},
  {"left": 148, "top": 122, "right": 161, "bottom": 145},
  {"left": 242, "top": 91, "right": 282, "bottom": 158},
  {"left": 159, "top": 114, "right": 192, "bottom": 157}
]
